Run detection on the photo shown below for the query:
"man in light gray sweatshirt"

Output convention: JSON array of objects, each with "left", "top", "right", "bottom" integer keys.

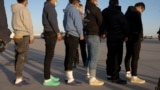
[{"left": 11, "top": 0, "right": 34, "bottom": 86}]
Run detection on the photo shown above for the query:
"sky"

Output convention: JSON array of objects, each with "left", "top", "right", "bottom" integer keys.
[{"left": 3, "top": 0, "right": 160, "bottom": 36}]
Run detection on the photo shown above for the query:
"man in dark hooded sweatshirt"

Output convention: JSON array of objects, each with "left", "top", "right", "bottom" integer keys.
[
  {"left": 42, "top": 0, "right": 62, "bottom": 86},
  {"left": 124, "top": 2, "right": 146, "bottom": 84},
  {"left": 101, "top": 0, "right": 128, "bottom": 84},
  {"left": 0, "top": 0, "right": 11, "bottom": 52}
]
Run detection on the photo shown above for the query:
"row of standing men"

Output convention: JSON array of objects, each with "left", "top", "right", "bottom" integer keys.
[{"left": 2, "top": 0, "right": 159, "bottom": 87}]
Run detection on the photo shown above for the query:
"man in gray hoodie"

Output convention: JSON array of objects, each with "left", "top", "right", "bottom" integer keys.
[
  {"left": 63, "top": 0, "right": 84, "bottom": 85},
  {"left": 11, "top": 0, "right": 34, "bottom": 86}
]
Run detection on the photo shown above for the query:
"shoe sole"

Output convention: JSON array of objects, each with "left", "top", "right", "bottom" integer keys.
[
  {"left": 131, "top": 81, "right": 146, "bottom": 84},
  {"left": 89, "top": 83, "right": 104, "bottom": 86},
  {"left": 89, "top": 82, "right": 104, "bottom": 86}
]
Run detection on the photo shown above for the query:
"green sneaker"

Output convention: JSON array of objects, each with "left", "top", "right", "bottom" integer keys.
[
  {"left": 43, "top": 79, "right": 60, "bottom": 86},
  {"left": 51, "top": 75, "right": 59, "bottom": 82}
]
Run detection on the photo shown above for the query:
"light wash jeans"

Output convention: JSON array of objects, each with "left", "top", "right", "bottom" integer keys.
[{"left": 86, "top": 35, "right": 100, "bottom": 77}]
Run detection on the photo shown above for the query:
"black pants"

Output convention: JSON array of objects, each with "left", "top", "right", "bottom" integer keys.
[
  {"left": 14, "top": 36, "right": 29, "bottom": 79},
  {"left": 79, "top": 39, "right": 87, "bottom": 66},
  {"left": 106, "top": 40, "right": 123, "bottom": 80},
  {"left": 73, "top": 39, "right": 87, "bottom": 66},
  {"left": 124, "top": 40, "right": 141, "bottom": 76},
  {"left": 73, "top": 48, "right": 79, "bottom": 66},
  {"left": 44, "top": 31, "right": 57, "bottom": 79},
  {"left": 64, "top": 33, "right": 79, "bottom": 71}
]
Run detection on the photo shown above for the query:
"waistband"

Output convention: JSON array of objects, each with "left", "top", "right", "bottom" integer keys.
[{"left": 14, "top": 35, "right": 29, "bottom": 39}]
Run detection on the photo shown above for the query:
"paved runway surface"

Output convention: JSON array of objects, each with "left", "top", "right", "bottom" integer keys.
[{"left": 0, "top": 37, "right": 160, "bottom": 90}]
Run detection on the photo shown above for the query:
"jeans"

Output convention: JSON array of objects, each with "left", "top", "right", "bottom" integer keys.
[
  {"left": 44, "top": 31, "right": 57, "bottom": 79},
  {"left": 64, "top": 33, "right": 79, "bottom": 71},
  {"left": 14, "top": 36, "right": 29, "bottom": 79},
  {"left": 86, "top": 35, "right": 100, "bottom": 77},
  {"left": 124, "top": 39, "right": 141, "bottom": 76}
]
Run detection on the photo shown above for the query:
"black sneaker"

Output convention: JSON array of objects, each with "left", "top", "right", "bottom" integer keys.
[
  {"left": 107, "top": 75, "right": 112, "bottom": 80},
  {"left": 14, "top": 79, "right": 30, "bottom": 87},
  {"left": 66, "top": 80, "right": 82, "bottom": 86},
  {"left": 112, "top": 79, "right": 127, "bottom": 84}
]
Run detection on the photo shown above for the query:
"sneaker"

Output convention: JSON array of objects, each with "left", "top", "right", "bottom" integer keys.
[
  {"left": 126, "top": 71, "right": 132, "bottom": 79},
  {"left": 43, "top": 79, "right": 60, "bottom": 86},
  {"left": 66, "top": 80, "right": 82, "bottom": 86},
  {"left": 131, "top": 76, "right": 146, "bottom": 84},
  {"left": 89, "top": 79, "right": 104, "bottom": 86},
  {"left": 14, "top": 79, "right": 30, "bottom": 87},
  {"left": 107, "top": 75, "right": 111, "bottom": 80},
  {"left": 51, "top": 75, "right": 59, "bottom": 82},
  {"left": 112, "top": 78, "right": 127, "bottom": 84}
]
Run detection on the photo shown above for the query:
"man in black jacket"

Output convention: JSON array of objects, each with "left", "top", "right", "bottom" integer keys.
[
  {"left": 101, "top": 0, "right": 128, "bottom": 84},
  {"left": 124, "top": 2, "right": 146, "bottom": 84},
  {"left": 0, "top": 0, "right": 11, "bottom": 52}
]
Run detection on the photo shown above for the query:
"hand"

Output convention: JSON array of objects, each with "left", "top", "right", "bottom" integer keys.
[
  {"left": 80, "top": 36, "right": 84, "bottom": 40},
  {"left": 124, "top": 37, "right": 128, "bottom": 42},
  {"left": 30, "top": 39, "right": 34, "bottom": 44},
  {"left": 101, "top": 34, "right": 106, "bottom": 39},
  {"left": 57, "top": 33, "right": 62, "bottom": 41}
]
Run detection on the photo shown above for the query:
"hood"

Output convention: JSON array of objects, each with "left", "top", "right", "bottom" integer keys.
[
  {"left": 63, "top": 3, "right": 74, "bottom": 13},
  {"left": 108, "top": 5, "right": 121, "bottom": 11},
  {"left": 126, "top": 6, "right": 140, "bottom": 14},
  {"left": 11, "top": 3, "right": 25, "bottom": 13}
]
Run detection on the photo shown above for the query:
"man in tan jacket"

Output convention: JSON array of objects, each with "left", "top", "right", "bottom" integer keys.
[{"left": 11, "top": 0, "right": 34, "bottom": 86}]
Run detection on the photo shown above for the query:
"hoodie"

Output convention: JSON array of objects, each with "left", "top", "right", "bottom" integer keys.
[
  {"left": 125, "top": 6, "right": 143, "bottom": 39},
  {"left": 42, "top": 1, "right": 60, "bottom": 33},
  {"left": 102, "top": 5, "right": 128, "bottom": 41},
  {"left": 11, "top": 3, "right": 34, "bottom": 39},
  {"left": 63, "top": 3, "right": 83, "bottom": 37},
  {"left": 84, "top": 1, "right": 102, "bottom": 35}
]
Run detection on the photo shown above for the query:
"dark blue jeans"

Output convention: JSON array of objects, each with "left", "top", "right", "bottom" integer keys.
[
  {"left": 14, "top": 36, "right": 29, "bottom": 79},
  {"left": 44, "top": 31, "right": 57, "bottom": 79}
]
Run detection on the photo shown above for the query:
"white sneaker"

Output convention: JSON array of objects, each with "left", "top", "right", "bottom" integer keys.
[
  {"left": 126, "top": 71, "right": 132, "bottom": 79},
  {"left": 89, "top": 79, "right": 104, "bottom": 86},
  {"left": 131, "top": 76, "right": 146, "bottom": 84}
]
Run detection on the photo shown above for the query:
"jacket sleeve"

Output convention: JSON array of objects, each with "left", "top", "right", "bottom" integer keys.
[
  {"left": 136, "top": 13, "right": 143, "bottom": 38},
  {"left": 47, "top": 5, "right": 60, "bottom": 33},
  {"left": 22, "top": 9, "right": 34, "bottom": 39},
  {"left": 95, "top": 8, "right": 103, "bottom": 27},
  {"left": 72, "top": 9, "right": 83, "bottom": 37},
  {"left": 118, "top": 12, "right": 129, "bottom": 37},
  {"left": 101, "top": 9, "right": 107, "bottom": 35}
]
